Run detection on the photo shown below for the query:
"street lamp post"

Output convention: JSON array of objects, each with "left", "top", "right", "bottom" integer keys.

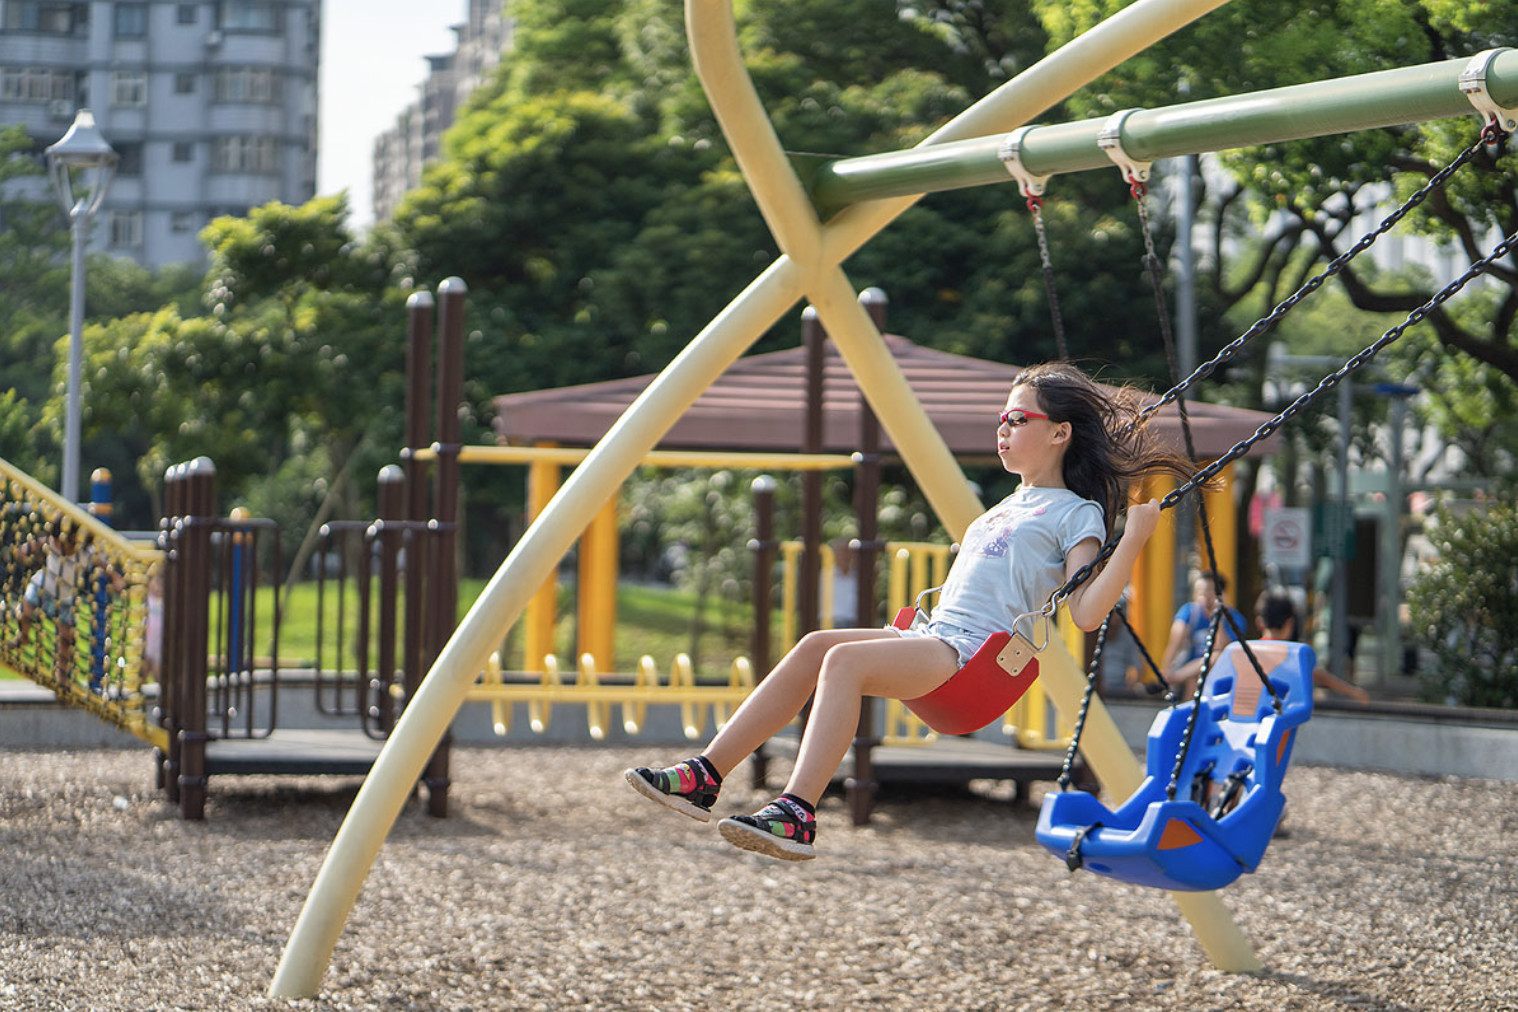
[{"left": 45, "top": 109, "right": 116, "bottom": 503}]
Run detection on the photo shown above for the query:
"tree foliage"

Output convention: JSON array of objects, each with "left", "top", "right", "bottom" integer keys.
[
  {"left": 1044, "top": 0, "right": 1518, "bottom": 389},
  {"left": 1407, "top": 500, "right": 1518, "bottom": 707},
  {"left": 8, "top": 0, "right": 1518, "bottom": 587},
  {"left": 387, "top": 0, "right": 1200, "bottom": 422}
]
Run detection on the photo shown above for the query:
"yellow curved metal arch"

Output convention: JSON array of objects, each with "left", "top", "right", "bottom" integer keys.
[{"left": 270, "top": 1, "right": 1249, "bottom": 997}]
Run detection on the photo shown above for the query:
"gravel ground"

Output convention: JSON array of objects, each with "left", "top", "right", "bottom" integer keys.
[{"left": 0, "top": 745, "right": 1515, "bottom": 1011}]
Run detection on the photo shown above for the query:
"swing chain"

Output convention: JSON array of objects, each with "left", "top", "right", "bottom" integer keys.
[
  {"left": 1001, "top": 121, "right": 1070, "bottom": 361},
  {"left": 1160, "top": 224, "right": 1518, "bottom": 513},
  {"left": 1166, "top": 609, "right": 1224, "bottom": 801},
  {"left": 1026, "top": 195, "right": 1070, "bottom": 361},
  {"left": 1110, "top": 605, "right": 1173, "bottom": 697},
  {"left": 1058, "top": 609, "right": 1112, "bottom": 790},
  {"left": 1131, "top": 173, "right": 1284, "bottom": 709},
  {"left": 1044, "top": 220, "right": 1518, "bottom": 628},
  {"left": 1134, "top": 124, "right": 1505, "bottom": 429}
]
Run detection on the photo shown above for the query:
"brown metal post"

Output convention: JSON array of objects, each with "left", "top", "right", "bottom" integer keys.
[
  {"left": 374, "top": 465, "right": 404, "bottom": 732},
  {"left": 799, "top": 307, "right": 825, "bottom": 638},
  {"left": 748, "top": 475, "right": 777, "bottom": 790},
  {"left": 158, "top": 462, "right": 186, "bottom": 800},
  {"left": 425, "top": 277, "right": 467, "bottom": 817},
  {"left": 402, "top": 291, "right": 434, "bottom": 715},
  {"left": 178, "top": 457, "right": 216, "bottom": 820},
  {"left": 847, "top": 288, "right": 889, "bottom": 826}
]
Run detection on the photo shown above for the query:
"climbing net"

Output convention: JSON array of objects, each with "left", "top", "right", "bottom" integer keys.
[{"left": 0, "top": 459, "right": 162, "bottom": 744}]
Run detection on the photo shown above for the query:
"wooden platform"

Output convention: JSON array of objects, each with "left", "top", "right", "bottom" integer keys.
[{"left": 203, "top": 729, "right": 384, "bottom": 776}]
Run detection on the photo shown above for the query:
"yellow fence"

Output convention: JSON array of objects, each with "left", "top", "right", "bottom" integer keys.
[
  {"left": 460, "top": 538, "right": 1078, "bottom": 751},
  {"left": 466, "top": 652, "right": 755, "bottom": 741},
  {"left": 880, "top": 541, "right": 1076, "bottom": 750},
  {"left": 0, "top": 458, "right": 166, "bottom": 750}
]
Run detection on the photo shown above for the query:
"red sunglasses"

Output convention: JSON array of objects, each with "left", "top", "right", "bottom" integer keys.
[{"left": 998, "top": 408, "right": 1051, "bottom": 428}]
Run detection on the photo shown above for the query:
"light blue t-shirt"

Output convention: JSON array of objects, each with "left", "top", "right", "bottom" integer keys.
[{"left": 922, "top": 486, "right": 1106, "bottom": 664}]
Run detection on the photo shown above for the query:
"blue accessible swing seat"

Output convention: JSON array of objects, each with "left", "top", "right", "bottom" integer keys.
[{"left": 1035, "top": 639, "right": 1315, "bottom": 892}]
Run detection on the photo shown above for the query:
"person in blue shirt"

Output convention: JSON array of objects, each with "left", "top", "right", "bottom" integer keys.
[{"left": 1160, "top": 569, "right": 1246, "bottom": 699}]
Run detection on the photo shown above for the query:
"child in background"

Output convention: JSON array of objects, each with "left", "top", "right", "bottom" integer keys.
[
  {"left": 1161, "top": 570, "right": 1247, "bottom": 700},
  {"left": 1256, "top": 589, "right": 1370, "bottom": 703},
  {"left": 10, "top": 523, "right": 84, "bottom": 680}
]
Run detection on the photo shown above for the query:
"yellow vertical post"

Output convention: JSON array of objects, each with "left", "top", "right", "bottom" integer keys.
[
  {"left": 1201, "top": 462, "right": 1238, "bottom": 592},
  {"left": 524, "top": 445, "right": 561, "bottom": 670},
  {"left": 1054, "top": 608, "right": 1086, "bottom": 740},
  {"left": 1134, "top": 476, "right": 1178, "bottom": 667},
  {"left": 1060, "top": 608, "right": 1086, "bottom": 668},
  {"left": 780, "top": 541, "right": 802, "bottom": 651},
  {"left": 577, "top": 496, "right": 618, "bottom": 668}
]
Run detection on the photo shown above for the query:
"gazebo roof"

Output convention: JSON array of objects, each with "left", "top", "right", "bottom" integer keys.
[{"left": 492, "top": 335, "right": 1275, "bottom": 461}]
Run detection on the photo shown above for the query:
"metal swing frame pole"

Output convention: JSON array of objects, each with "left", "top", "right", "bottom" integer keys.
[{"left": 805, "top": 50, "right": 1518, "bottom": 214}]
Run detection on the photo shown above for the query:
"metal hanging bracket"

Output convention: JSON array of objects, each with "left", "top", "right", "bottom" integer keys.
[
  {"left": 998, "top": 126, "right": 1050, "bottom": 198},
  {"left": 1459, "top": 48, "right": 1518, "bottom": 133},
  {"left": 1097, "top": 109, "right": 1152, "bottom": 185}
]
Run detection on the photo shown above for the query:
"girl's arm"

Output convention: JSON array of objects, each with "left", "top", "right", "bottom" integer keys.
[{"left": 1064, "top": 499, "right": 1162, "bottom": 631}]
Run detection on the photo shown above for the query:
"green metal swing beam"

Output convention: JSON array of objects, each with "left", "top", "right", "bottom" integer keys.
[{"left": 807, "top": 50, "right": 1518, "bottom": 217}]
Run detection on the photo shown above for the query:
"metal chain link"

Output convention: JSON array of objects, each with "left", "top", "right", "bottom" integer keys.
[
  {"left": 1057, "top": 609, "right": 1111, "bottom": 789},
  {"left": 1162, "top": 224, "right": 1516, "bottom": 511},
  {"left": 1167, "top": 608, "right": 1225, "bottom": 801},
  {"left": 1110, "top": 604, "right": 1173, "bottom": 698},
  {"left": 1027, "top": 195, "right": 1070, "bottom": 361},
  {"left": 1060, "top": 183, "right": 1282, "bottom": 787},
  {"left": 1134, "top": 122, "right": 1504, "bottom": 429},
  {"left": 1042, "top": 220, "right": 1518, "bottom": 622},
  {"left": 1043, "top": 121, "right": 1509, "bottom": 800}
]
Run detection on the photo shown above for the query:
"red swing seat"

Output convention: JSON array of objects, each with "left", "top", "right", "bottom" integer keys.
[{"left": 891, "top": 607, "right": 1041, "bottom": 735}]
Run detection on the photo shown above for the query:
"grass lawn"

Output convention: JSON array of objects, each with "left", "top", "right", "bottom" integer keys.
[
  {"left": 264, "top": 578, "right": 761, "bottom": 678},
  {"left": 2, "top": 581, "right": 767, "bottom": 685}
]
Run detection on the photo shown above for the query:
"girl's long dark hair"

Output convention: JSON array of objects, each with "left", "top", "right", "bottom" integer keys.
[{"left": 1010, "top": 363, "right": 1201, "bottom": 536}]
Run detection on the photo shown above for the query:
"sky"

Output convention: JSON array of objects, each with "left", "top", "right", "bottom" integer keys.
[{"left": 318, "top": 0, "right": 465, "bottom": 230}]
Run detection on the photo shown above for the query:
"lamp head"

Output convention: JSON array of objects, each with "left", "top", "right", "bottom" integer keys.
[{"left": 45, "top": 109, "right": 117, "bottom": 217}]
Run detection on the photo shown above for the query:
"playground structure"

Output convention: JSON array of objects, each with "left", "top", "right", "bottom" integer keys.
[
  {"left": 0, "top": 0, "right": 1510, "bottom": 995},
  {"left": 259, "top": 0, "right": 1518, "bottom": 995},
  {"left": 0, "top": 462, "right": 161, "bottom": 747},
  {"left": 4, "top": 280, "right": 1110, "bottom": 825}
]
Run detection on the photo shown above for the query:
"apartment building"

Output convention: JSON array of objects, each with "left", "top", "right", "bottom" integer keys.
[
  {"left": 371, "top": 0, "right": 508, "bottom": 223},
  {"left": 1, "top": 0, "right": 319, "bottom": 267}
]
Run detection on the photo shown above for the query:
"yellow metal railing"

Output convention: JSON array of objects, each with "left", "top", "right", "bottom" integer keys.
[
  {"left": 0, "top": 458, "right": 166, "bottom": 750},
  {"left": 880, "top": 541, "right": 1077, "bottom": 750},
  {"left": 453, "top": 537, "right": 1078, "bottom": 750},
  {"left": 467, "top": 651, "right": 755, "bottom": 741}
]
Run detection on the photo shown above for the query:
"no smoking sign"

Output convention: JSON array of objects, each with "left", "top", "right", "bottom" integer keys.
[{"left": 1262, "top": 506, "right": 1311, "bottom": 569}]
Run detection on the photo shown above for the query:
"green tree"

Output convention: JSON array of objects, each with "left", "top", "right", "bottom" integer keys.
[
  {"left": 1407, "top": 500, "right": 1518, "bottom": 707},
  {"left": 0, "top": 124, "right": 68, "bottom": 474},
  {"left": 620, "top": 468, "right": 759, "bottom": 666},
  {"left": 1042, "top": 0, "right": 1518, "bottom": 388},
  {"left": 64, "top": 195, "right": 409, "bottom": 537},
  {"left": 392, "top": 0, "right": 1182, "bottom": 403}
]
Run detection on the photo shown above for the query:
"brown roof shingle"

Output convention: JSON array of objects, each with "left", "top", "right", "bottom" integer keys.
[{"left": 492, "top": 335, "right": 1276, "bottom": 461}]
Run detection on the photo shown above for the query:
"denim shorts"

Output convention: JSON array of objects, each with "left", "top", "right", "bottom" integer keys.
[{"left": 896, "top": 618, "right": 983, "bottom": 667}]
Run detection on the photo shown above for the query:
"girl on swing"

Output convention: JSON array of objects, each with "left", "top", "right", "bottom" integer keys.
[{"left": 625, "top": 363, "right": 1198, "bottom": 861}]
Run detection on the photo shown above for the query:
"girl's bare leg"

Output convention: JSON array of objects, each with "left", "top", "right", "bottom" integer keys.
[
  {"left": 701, "top": 629, "right": 899, "bottom": 777},
  {"left": 784, "top": 636, "right": 960, "bottom": 805}
]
